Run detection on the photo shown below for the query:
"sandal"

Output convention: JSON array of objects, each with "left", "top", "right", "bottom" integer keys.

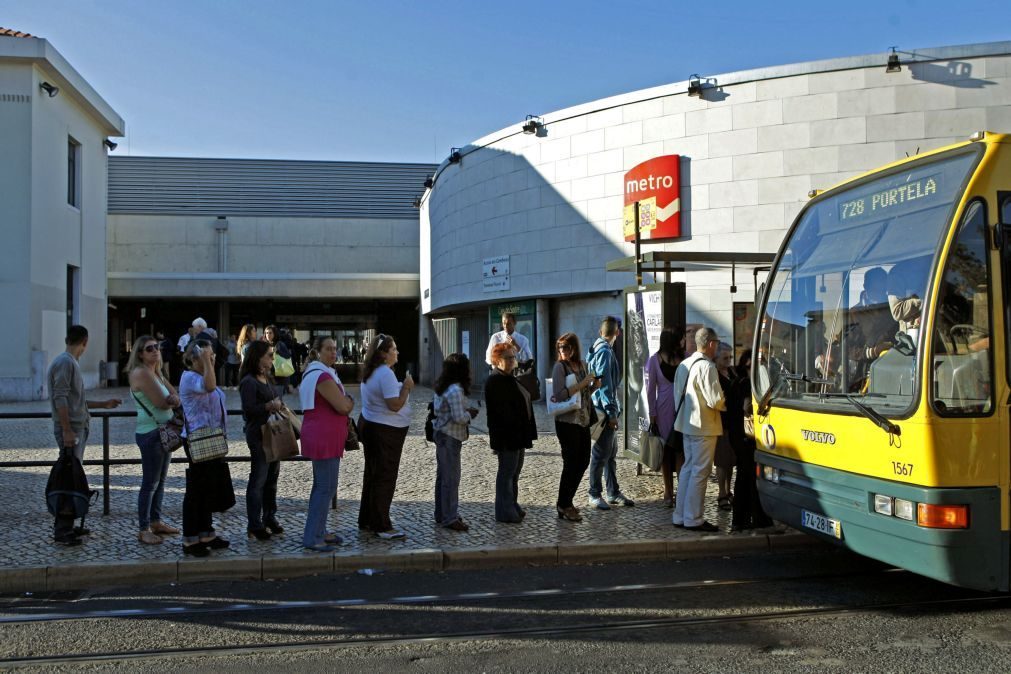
[
  {"left": 717, "top": 496, "right": 733, "bottom": 511},
  {"left": 138, "top": 529, "right": 162, "bottom": 545}
]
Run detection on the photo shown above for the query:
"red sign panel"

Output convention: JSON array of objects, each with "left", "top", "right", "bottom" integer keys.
[{"left": 623, "top": 154, "right": 681, "bottom": 241}]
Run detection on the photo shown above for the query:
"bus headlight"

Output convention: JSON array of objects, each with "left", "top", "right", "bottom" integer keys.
[
  {"left": 894, "top": 498, "right": 915, "bottom": 521},
  {"left": 873, "top": 494, "right": 894, "bottom": 516},
  {"left": 761, "top": 465, "right": 780, "bottom": 484}
]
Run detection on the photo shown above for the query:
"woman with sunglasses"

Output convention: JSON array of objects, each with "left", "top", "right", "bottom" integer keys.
[
  {"left": 550, "top": 333, "right": 598, "bottom": 522},
  {"left": 238, "top": 340, "right": 285, "bottom": 541},
  {"left": 358, "top": 333, "right": 414, "bottom": 539},
  {"left": 127, "top": 336, "right": 182, "bottom": 545},
  {"left": 485, "top": 343, "right": 537, "bottom": 523}
]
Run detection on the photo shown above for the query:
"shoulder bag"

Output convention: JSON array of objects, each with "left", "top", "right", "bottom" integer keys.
[
  {"left": 183, "top": 396, "right": 229, "bottom": 463},
  {"left": 638, "top": 424, "right": 664, "bottom": 471},
  {"left": 547, "top": 366, "right": 581, "bottom": 417},
  {"left": 666, "top": 359, "right": 702, "bottom": 454},
  {"left": 132, "top": 392, "right": 184, "bottom": 454},
  {"left": 345, "top": 416, "right": 361, "bottom": 451},
  {"left": 273, "top": 352, "right": 295, "bottom": 378}
]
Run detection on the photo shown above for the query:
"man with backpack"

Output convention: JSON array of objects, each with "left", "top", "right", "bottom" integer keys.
[
  {"left": 586, "top": 316, "right": 635, "bottom": 510},
  {"left": 48, "top": 325, "right": 121, "bottom": 546}
]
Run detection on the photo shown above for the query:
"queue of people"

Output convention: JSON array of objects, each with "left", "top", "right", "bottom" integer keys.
[{"left": 49, "top": 315, "right": 768, "bottom": 551}]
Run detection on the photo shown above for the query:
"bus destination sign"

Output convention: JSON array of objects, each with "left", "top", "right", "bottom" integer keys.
[{"left": 838, "top": 173, "right": 941, "bottom": 223}]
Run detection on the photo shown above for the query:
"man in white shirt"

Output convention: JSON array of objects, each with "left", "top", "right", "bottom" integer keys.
[
  {"left": 671, "top": 326, "right": 726, "bottom": 532},
  {"left": 485, "top": 312, "right": 533, "bottom": 366}
]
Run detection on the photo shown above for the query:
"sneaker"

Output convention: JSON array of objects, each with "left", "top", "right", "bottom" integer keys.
[
  {"left": 304, "top": 543, "right": 337, "bottom": 553},
  {"left": 685, "top": 521, "right": 719, "bottom": 532},
  {"left": 607, "top": 493, "right": 636, "bottom": 507},
  {"left": 376, "top": 529, "right": 406, "bottom": 540},
  {"left": 588, "top": 496, "right": 611, "bottom": 510}
]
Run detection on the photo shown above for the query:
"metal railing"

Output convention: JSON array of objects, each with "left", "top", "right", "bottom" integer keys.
[{"left": 0, "top": 409, "right": 314, "bottom": 516}]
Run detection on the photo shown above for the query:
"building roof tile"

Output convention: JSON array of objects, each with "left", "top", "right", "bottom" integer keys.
[{"left": 0, "top": 27, "right": 33, "bottom": 38}]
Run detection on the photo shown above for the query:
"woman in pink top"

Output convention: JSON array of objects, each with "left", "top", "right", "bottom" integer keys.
[{"left": 298, "top": 337, "right": 354, "bottom": 552}]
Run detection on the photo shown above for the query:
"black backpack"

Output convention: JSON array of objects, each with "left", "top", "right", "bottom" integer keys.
[
  {"left": 45, "top": 450, "right": 95, "bottom": 523},
  {"left": 424, "top": 400, "right": 437, "bottom": 442}
]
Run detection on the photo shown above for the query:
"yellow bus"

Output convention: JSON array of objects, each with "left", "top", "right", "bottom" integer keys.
[{"left": 753, "top": 131, "right": 1011, "bottom": 591}]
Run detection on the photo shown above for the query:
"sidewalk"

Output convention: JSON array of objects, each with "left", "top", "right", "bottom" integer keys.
[{"left": 0, "top": 386, "right": 816, "bottom": 593}]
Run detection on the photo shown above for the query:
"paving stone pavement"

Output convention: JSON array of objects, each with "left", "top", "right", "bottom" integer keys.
[{"left": 0, "top": 386, "right": 775, "bottom": 570}]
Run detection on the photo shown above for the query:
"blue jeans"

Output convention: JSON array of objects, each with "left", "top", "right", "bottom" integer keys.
[
  {"left": 494, "top": 449, "right": 525, "bottom": 521},
  {"left": 303, "top": 457, "right": 340, "bottom": 547},
  {"left": 588, "top": 410, "right": 620, "bottom": 500},
  {"left": 137, "top": 429, "right": 171, "bottom": 530},
  {"left": 434, "top": 431, "right": 463, "bottom": 526},
  {"left": 246, "top": 427, "right": 280, "bottom": 530}
]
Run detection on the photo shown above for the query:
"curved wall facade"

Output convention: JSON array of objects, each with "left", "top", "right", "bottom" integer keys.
[{"left": 420, "top": 42, "right": 1011, "bottom": 384}]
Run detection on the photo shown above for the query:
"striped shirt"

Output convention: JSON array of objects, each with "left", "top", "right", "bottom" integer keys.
[{"left": 433, "top": 383, "right": 471, "bottom": 442}]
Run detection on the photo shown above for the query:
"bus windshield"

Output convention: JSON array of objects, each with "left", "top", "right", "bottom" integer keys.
[{"left": 755, "top": 149, "right": 980, "bottom": 416}]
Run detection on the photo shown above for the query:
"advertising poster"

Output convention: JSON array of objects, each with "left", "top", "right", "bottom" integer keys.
[{"left": 625, "top": 290, "right": 664, "bottom": 454}]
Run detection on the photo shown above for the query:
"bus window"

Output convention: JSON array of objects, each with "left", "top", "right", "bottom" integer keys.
[{"left": 932, "top": 200, "right": 993, "bottom": 415}]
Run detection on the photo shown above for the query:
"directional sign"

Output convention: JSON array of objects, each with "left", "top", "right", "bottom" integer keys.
[
  {"left": 482, "top": 255, "right": 510, "bottom": 292},
  {"left": 623, "top": 155, "right": 682, "bottom": 241}
]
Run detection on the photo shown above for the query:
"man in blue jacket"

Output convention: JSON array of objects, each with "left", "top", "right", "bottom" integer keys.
[{"left": 586, "top": 316, "right": 635, "bottom": 509}]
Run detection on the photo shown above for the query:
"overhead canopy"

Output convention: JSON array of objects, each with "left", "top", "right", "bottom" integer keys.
[{"left": 606, "top": 251, "right": 776, "bottom": 275}]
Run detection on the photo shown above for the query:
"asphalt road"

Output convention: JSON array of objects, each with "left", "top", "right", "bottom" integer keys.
[{"left": 1, "top": 548, "right": 1010, "bottom": 672}]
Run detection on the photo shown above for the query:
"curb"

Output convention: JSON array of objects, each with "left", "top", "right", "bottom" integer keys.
[{"left": 0, "top": 532, "right": 826, "bottom": 594}]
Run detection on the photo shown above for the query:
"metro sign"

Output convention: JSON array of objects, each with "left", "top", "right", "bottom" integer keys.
[{"left": 623, "top": 155, "right": 681, "bottom": 241}]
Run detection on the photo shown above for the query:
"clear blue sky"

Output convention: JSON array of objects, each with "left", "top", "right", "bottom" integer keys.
[{"left": 3, "top": 0, "right": 1008, "bottom": 163}]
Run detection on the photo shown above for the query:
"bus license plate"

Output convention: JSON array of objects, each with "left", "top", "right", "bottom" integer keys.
[{"left": 801, "top": 510, "right": 842, "bottom": 539}]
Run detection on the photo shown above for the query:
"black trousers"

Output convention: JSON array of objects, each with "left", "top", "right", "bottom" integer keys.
[
  {"left": 358, "top": 420, "right": 409, "bottom": 532},
  {"left": 731, "top": 439, "right": 771, "bottom": 529},
  {"left": 555, "top": 420, "right": 591, "bottom": 508},
  {"left": 183, "top": 462, "right": 215, "bottom": 538}
]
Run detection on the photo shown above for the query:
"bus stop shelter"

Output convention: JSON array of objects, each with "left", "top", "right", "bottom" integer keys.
[{"left": 605, "top": 251, "right": 776, "bottom": 467}]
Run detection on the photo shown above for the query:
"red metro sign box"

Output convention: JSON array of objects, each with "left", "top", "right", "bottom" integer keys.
[{"left": 623, "top": 155, "right": 681, "bottom": 241}]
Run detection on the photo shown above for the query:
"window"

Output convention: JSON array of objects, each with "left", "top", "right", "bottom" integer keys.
[
  {"left": 67, "top": 137, "right": 80, "bottom": 207},
  {"left": 755, "top": 150, "right": 981, "bottom": 416},
  {"left": 931, "top": 200, "right": 993, "bottom": 415},
  {"left": 66, "top": 265, "right": 80, "bottom": 329}
]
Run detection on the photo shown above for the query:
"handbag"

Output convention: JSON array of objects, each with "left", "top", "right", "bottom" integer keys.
[
  {"left": 261, "top": 411, "right": 299, "bottom": 462},
  {"left": 547, "top": 372, "right": 581, "bottom": 417},
  {"left": 182, "top": 397, "right": 229, "bottom": 464},
  {"left": 515, "top": 366, "right": 541, "bottom": 402},
  {"left": 345, "top": 416, "right": 360, "bottom": 451},
  {"left": 638, "top": 426, "right": 664, "bottom": 471},
  {"left": 590, "top": 415, "right": 609, "bottom": 442},
  {"left": 279, "top": 405, "right": 302, "bottom": 436},
  {"left": 132, "top": 392, "right": 184, "bottom": 454}
]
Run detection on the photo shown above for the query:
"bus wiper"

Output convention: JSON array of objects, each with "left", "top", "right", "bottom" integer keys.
[
  {"left": 844, "top": 394, "right": 901, "bottom": 436},
  {"left": 756, "top": 378, "right": 786, "bottom": 417},
  {"left": 782, "top": 373, "right": 834, "bottom": 386}
]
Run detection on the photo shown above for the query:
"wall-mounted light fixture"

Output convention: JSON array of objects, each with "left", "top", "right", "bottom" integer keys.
[
  {"left": 448, "top": 148, "right": 462, "bottom": 164},
  {"left": 687, "top": 74, "right": 703, "bottom": 97},
  {"left": 39, "top": 81, "right": 59, "bottom": 97},
  {"left": 423, "top": 176, "right": 434, "bottom": 189},
  {"left": 522, "top": 115, "right": 543, "bottom": 135},
  {"left": 886, "top": 47, "right": 901, "bottom": 73},
  {"left": 103, "top": 139, "right": 118, "bottom": 151}
]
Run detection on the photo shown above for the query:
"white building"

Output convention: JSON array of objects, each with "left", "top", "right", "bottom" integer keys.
[
  {"left": 0, "top": 28, "right": 124, "bottom": 400},
  {"left": 420, "top": 41, "right": 1011, "bottom": 387},
  {"left": 106, "top": 156, "right": 434, "bottom": 381}
]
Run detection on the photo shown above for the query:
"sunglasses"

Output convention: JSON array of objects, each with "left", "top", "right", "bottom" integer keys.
[
  {"left": 557, "top": 344, "right": 572, "bottom": 351},
  {"left": 143, "top": 344, "right": 160, "bottom": 353}
]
